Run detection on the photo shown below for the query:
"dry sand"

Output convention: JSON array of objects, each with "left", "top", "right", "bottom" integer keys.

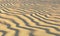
[{"left": 0, "top": 0, "right": 60, "bottom": 36}]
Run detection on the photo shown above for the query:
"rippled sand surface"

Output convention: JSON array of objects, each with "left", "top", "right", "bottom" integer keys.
[{"left": 0, "top": 0, "right": 60, "bottom": 36}]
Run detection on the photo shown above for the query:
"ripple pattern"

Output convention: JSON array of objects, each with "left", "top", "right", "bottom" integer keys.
[{"left": 0, "top": 0, "right": 60, "bottom": 36}]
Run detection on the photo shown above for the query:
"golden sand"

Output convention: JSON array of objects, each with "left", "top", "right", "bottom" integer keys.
[{"left": 0, "top": 0, "right": 60, "bottom": 36}]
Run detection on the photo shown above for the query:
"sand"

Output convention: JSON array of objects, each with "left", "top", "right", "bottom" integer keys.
[{"left": 0, "top": 0, "right": 60, "bottom": 36}]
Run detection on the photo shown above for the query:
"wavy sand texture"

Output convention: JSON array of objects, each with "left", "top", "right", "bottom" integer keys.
[{"left": 0, "top": 0, "right": 60, "bottom": 36}]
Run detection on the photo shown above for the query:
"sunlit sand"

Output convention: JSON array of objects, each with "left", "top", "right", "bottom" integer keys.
[{"left": 0, "top": 0, "right": 60, "bottom": 36}]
